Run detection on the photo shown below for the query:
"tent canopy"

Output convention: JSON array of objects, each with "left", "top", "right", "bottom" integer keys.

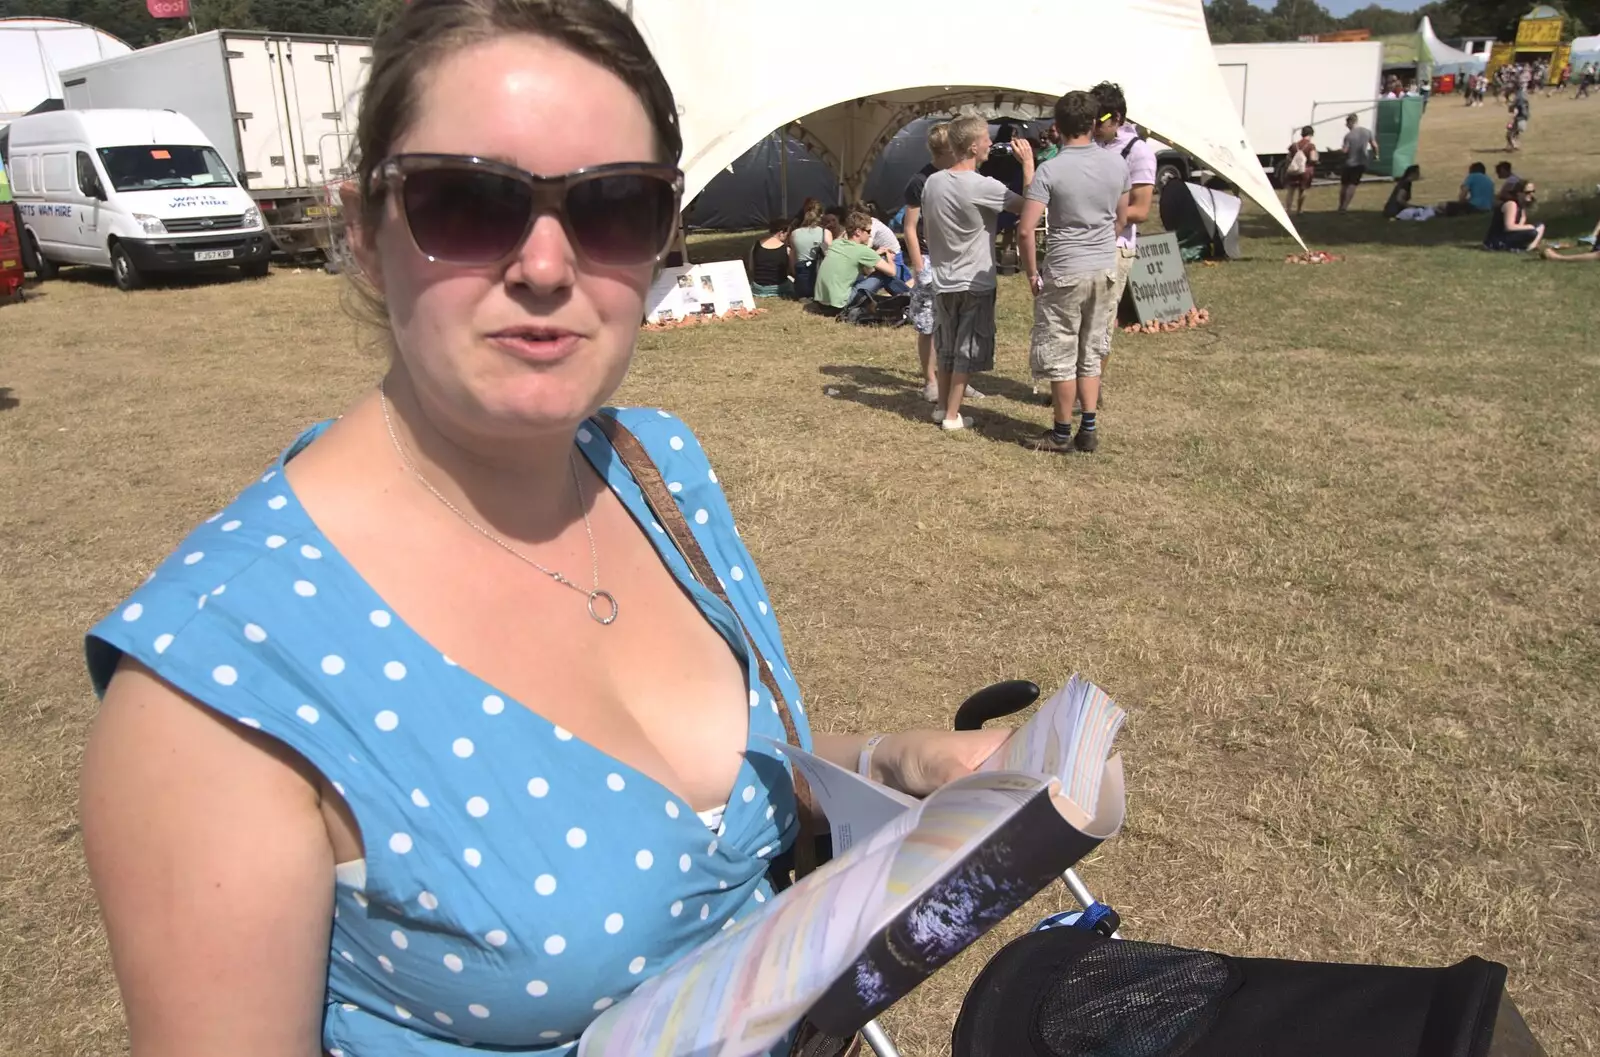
[
  {"left": 628, "top": 0, "right": 1300, "bottom": 243},
  {"left": 0, "top": 17, "right": 130, "bottom": 123},
  {"left": 1418, "top": 16, "right": 1485, "bottom": 72}
]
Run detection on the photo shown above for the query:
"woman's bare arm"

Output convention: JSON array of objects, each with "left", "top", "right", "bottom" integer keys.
[{"left": 81, "top": 658, "right": 336, "bottom": 1057}]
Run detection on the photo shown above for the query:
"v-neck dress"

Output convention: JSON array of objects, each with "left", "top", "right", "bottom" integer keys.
[{"left": 85, "top": 407, "right": 813, "bottom": 1056}]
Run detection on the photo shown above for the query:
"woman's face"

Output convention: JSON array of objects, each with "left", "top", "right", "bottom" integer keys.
[{"left": 362, "top": 35, "right": 662, "bottom": 444}]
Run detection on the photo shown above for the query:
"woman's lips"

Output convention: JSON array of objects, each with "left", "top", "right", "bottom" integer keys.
[{"left": 487, "top": 329, "right": 581, "bottom": 364}]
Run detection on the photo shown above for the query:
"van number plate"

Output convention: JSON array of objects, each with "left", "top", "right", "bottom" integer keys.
[{"left": 194, "top": 249, "right": 236, "bottom": 262}]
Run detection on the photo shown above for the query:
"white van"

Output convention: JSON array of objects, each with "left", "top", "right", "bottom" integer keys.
[{"left": 3, "top": 109, "right": 271, "bottom": 290}]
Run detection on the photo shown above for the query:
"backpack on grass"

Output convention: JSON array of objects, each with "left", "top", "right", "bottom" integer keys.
[{"left": 837, "top": 293, "right": 911, "bottom": 327}]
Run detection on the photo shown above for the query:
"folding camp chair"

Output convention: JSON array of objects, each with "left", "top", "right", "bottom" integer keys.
[
  {"left": 941, "top": 687, "right": 1551, "bottom": 1057},
  {"left": 848, "top": 680, "right": 1549, "bottom": 1057}
]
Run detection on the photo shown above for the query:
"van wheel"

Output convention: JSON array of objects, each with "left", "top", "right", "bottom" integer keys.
[
  {"left": 239, "top": 259, "right": 270, "bottom": 279},
  {"left": 111, "top": 243, "right": 144, "bottom": 291},
  {"left": 1156, "top": 162, "right": 1186, "bottom": 189},
  {"left": 29, "top": 234, "right": 58, "bottom": 280}
]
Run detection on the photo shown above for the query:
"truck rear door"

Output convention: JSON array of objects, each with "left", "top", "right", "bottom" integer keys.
[
  {"left": 277, "top": 37, "right": 362, "bottom": 195},
  {"left": 224, "top": 34, "right": 299, "bottom": 192}
]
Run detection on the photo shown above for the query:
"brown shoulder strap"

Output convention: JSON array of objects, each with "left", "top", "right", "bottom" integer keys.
[{"left": 595, "top": 412, "right": 821, "bottom": 880}]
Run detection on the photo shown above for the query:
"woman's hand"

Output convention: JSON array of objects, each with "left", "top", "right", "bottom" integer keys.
[{"left": 872, "top": 728, "right": 1013, "bottom": 797}]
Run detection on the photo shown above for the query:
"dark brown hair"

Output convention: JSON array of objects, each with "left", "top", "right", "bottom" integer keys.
[
  {"left": 1054, "top": 91, "right": 1098, "bottom": 140},
  {"left": 351, "top": 0, "right": 682, "bottom": 241},
  {"left": 1090, "top": 81, "right": 1128, "bottom": 124}
]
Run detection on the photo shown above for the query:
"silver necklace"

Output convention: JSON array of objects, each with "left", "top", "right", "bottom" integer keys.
[{"left": 378, "top": 383, "right": 618, "bottom": 626}]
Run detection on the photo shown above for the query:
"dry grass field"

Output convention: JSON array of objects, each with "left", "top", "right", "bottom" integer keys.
[{"left": 2, "top": 95, "right": 1598, "bottom": 1056}]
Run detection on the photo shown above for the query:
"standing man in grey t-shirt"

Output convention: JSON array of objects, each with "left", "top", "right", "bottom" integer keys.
[
  {"left": 1018, "top": 91, "right": 1130, "bottom": 454},
  {"left": 1339, "top": 112, "right": 1379, "bottom": 214},
  {"left": 921, "top": 115, "right": 1033, "bottom": 432}
]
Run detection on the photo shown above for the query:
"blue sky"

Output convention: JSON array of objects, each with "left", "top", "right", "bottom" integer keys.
[{"left": 1320, "top": 0, "right": 1424, "bottom": 14}]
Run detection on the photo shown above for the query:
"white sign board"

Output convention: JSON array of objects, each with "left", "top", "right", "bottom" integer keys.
[{"left": 645, "top": 260, "right": 755, "bottom": 325}]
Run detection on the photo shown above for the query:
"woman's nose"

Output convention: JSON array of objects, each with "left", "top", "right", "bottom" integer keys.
[{"left": 504, "top": 213, "right": 577, "bottom": 294}]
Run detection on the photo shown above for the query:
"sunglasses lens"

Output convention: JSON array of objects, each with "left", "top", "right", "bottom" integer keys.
[
  {"left": 401, "top": 166, "right": 531, "bottom": 264},
  {"left": 565, "top": 173, "right": 677, "bottom": 266}
]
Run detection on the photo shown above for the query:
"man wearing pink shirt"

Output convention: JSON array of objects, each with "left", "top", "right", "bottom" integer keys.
[{"left": 1091, "top": 82, "right": 1157, "bottom": 383}]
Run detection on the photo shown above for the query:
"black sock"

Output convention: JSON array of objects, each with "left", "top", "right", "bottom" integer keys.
[
  {"left": 1080, "top": 412, "right": 1098, "bottom": 432},
  {"left": 1053, "top": 421, "right": 1074, "bottom": 438}
]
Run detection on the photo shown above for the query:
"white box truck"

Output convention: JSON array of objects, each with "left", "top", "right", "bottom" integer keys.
[
  {"left": 60, "top": 30, "right": 371, "bottom": 257},
  {"left": 1152, "top": 41, "right": 1384, "bottom": 188}
]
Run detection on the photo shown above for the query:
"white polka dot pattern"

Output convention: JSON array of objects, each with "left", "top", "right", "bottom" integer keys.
[{"left": 84, "top": 409, "right": 809, "bottom": 1054}]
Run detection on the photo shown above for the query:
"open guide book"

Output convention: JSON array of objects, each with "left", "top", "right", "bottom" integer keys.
[{"left": 575, "top": 675, "right": 1127, "bottom": 1057}]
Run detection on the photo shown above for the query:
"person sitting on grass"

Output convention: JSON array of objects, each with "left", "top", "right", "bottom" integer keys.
[
  {"left": 788, "top": 200, "right": 829, "bottom": 298},
  {"left": 748, "top": 217, "right": 794, "bottom": 298},
  {"left": 861, "top": 204, "right": 906, "bottom": 281},
  {"left": 1436, "top": 162, "right": 1496, "bottom": 217},
  {"left": 1483, "top": 180, "right": 1545, "bottom": 252},
  {"left": 1383, "top": 165, "right": 1423, "bottom": 219},
  {"left": 1539, "top": 217, "right": 1600, "bottom": 262},
  {"left": 812, "top": 211, "right": 902, "bottom": 315}
]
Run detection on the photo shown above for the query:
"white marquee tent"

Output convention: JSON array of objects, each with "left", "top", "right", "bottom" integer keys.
[
  {"left": 1418, "top": 16, "right": 1485, "bottom": 73},
  {"left": 0, "top": 17, "right": 131, "bottom": 125},
  {"left": 624, "top": 0, "right": 1300, "bottom": 241}
]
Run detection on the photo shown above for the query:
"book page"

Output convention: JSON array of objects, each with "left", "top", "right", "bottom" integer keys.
[
  {"left": 977, "top": 675, "right": 1126, "bottom": 819},
  {"left": 874, "top": 772, "right": 1055, "bottom": 913},
  {"left": 769, "top": 738, "right": 917, "bottom": 857}
]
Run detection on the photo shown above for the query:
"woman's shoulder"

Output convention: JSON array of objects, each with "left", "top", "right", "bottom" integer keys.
[
  {"left": 84, "top": 421, "right": 342, "bottom": 699},
  {"left": 592, "top": 407, "right": 713, "bottom": 461}
]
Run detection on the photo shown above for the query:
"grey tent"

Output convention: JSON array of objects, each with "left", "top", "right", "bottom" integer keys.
[
  {"left": 688, "top": 117, "right": 1055, "bottom": 230},
  {"left": 683, "top": 132, "right": 838, "bottom": 230}
]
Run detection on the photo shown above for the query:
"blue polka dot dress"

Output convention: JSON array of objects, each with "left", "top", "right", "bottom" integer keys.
[{"left": 86, "top": 408, "right": 813, "bottom": 1056}]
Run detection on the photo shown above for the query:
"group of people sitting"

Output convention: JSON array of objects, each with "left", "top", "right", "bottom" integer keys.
[
  {"left": 1373, "top": 160, "right": 1560, "bottom": 255},
  {"left": 746, "top": 200, "right": 908, "bottom": 314}
]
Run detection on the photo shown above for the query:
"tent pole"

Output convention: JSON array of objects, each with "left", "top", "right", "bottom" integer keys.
[{"left": 780, "top": 128, "right": 789, "bottom": 221}]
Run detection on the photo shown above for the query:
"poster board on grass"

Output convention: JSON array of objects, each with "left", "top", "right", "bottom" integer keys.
[
  {"left": 645, "top": 260, "right": 754, "bottom": 325},
  {"left": 1126, "top": 233, "right": 1195, "bottom": 324}
]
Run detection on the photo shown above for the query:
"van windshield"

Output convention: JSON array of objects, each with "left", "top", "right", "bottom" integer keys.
[{"left": 97, "top": 145, "right": 237, "bottom": 192}]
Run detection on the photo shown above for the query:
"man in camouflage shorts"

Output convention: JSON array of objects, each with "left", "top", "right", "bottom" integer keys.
[{"left": 902, "top": 122, "right": 954, "bottom": 402}]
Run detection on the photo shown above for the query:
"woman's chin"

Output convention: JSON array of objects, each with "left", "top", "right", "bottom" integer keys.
[{"left": 471, "top": 383, "right": 612, "bottom": 436}]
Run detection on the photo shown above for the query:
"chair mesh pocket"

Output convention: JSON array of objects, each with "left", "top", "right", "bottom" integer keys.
[{"left": 1033, "top": 941, "right": 1231, "bottom": 1057}]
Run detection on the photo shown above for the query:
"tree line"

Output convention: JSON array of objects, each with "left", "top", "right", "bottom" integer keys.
[
  {"left": 1205, "top": 0, "right": 1592, "bottom": 44},
  {"left": 2, "top": 0, "right": 1593, "bottom": 50},
  {"left": 0, "top": 0, "right": 405, "bottom": 46}
]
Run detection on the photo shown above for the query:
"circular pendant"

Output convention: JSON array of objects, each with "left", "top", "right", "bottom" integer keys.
[{"left": 587, "top": 589, "right": 619, "bottom": 626}]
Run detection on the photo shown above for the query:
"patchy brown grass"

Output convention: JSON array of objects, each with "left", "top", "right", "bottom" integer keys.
[{"left": 2, "top": 97, "right": 1598, "bottom": 1056}]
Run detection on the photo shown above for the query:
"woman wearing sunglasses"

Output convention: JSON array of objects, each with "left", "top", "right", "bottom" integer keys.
[{"left": 78, "top": 2, "right": 1006, "bottom": 1055}]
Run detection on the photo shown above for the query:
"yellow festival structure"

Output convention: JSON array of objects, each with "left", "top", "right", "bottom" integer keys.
[{"left": 1487, "top": 5, "right": 1572, "bottom": 84}]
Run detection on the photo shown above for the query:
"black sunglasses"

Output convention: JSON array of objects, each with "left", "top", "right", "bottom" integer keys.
[{"left": 371, "top": 153, "right": 684, "bottom": 268}]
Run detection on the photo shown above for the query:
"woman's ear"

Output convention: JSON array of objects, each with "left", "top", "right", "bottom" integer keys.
[{"left": 340, "top": 180, "right": 385, "bottom": 293}]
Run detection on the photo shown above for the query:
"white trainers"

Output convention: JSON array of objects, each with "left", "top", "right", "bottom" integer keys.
[
  {"left": 922, "top": 382, "right": 939, "bottom": 403},
  {"left": 964, "top": 384, "right": 986, "bottom": 399},
  {"left": 939, "top": 415, "right": 974, "bottom": 431}
]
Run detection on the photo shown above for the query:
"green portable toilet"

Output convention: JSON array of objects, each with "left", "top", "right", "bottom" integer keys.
[{"left": 1371, "top": 97, "right": 1423, "bottom": 178}]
